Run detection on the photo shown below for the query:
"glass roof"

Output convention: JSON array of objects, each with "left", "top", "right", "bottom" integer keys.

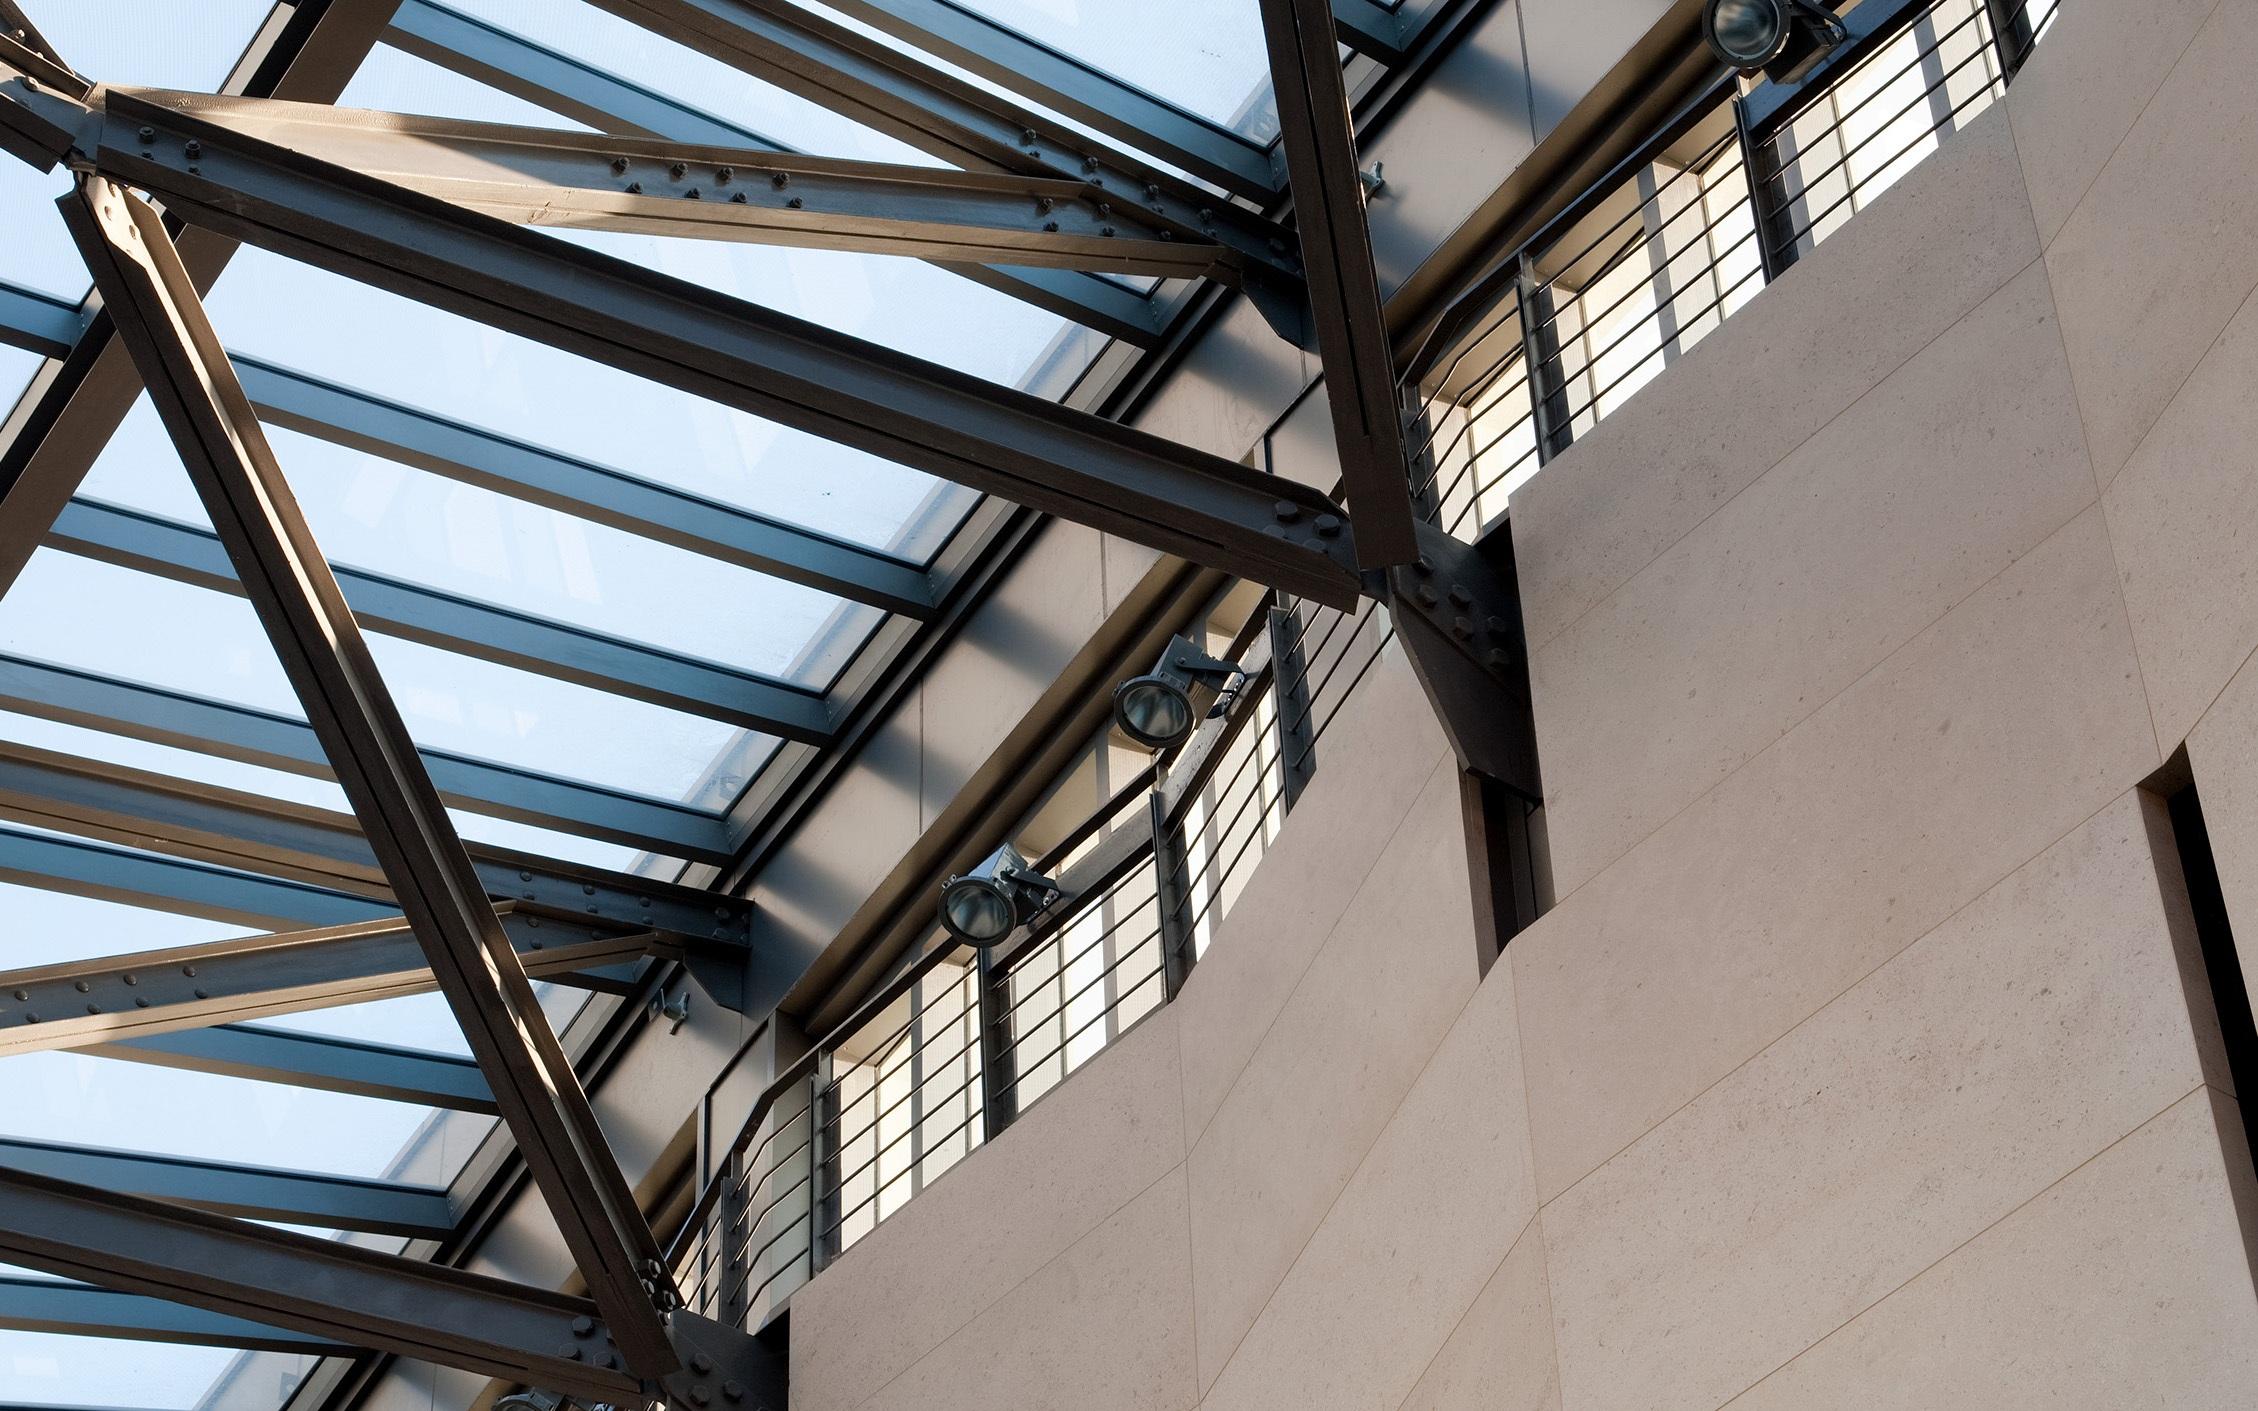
[{"left": 0, "top": 0, "right": 1419, "bottom": 1405}]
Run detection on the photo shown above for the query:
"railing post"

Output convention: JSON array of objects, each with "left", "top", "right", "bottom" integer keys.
[
  {"left": 811, "top": 1053, "right": 844, "bottom": 1274},
  {"left": 1152, "top": 792, "right": 1199, "bottom": 999},
  {"left": 1514, "top": 253, "right": 1573, "bottom": 463},
  {"left": 1732, "top": 94, "right": 1794, "bottom": 284},
  {"left": 1268, "top": 605, "right": 1317, "bottom": 812},
  {"left": 1984, "top": 0, "right": 2037, "bottom": 80},
  {"left": 975, "top": 944, "right": 1019, "bottom": 1140}
]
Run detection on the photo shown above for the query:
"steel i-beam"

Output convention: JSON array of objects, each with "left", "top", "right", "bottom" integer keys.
[
  {"left": 1258, "top": 0, "right": 1419, "bottom": 569},
  {"left": 76, "top": 85, "right": 1365, "bottom": 608},
  {"left": 61, "top": 176, "right": 680, "bottom": 1378}
]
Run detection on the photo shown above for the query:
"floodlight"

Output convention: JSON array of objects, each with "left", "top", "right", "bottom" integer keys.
[
  {"left": 938, "top": 843, "right": 1062, "bottom": 946},
  {"left": 1110, "top": 635, "right": 1246, "bottom": 752},
  {"left": 1703, "top": 0, "right": 1846, "bottom": 82}
]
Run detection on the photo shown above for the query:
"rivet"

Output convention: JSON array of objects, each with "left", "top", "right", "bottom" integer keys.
[
  {"left": 669, "top": 161, "right": 688, "bottom": 179},
  {"left": 1145, "top": 182, "right": 1160, "bottom": 200},
  {"left": 1035, "top": 196, "right": 1054, "bottom": 214},
  {"left": 10, "top": 991, "right": 24, "bottom": 1002},
  {"left": 1416, "top": 584, "right": 1439, "bottom": 607},
  {"left": 74, "top": 980, "right": 89, "bottom": 993},
  {"left": 685, "top": 187, "right": 701, "bottom": 199},
  {"left": 123, "top": 973, "right": 137, "bottom": 986},
  {"left": 611, "top": 156, "right": 630, "bottom": 174},
  {"left": 1313, "top": 513, "right": 1342, "bottom": 538},
  {"left": 1043, "top": 220, "right": 1059, "bottom": 232},
  {"left": 135, "top": 997, "right": 150, "bottom": 1009},
  {"left": 584, "top": 883, "right": 597, "bottom": 895},
  {"left": 716, "top": 166, "right": 733, "bottom": 184},
  {"left": 520, "top": 869, "right": 534, "bottom": 881},
  {"left": 1274, "top": 499, "right": 1301, "bottom": 522},
  {"left": 787, "top": 196, "right": 804, "bottom": 208},
  {"left": 560, "top": 1345, "right": 582, "bottom": 1362},
  {"left": 599, "top": 1352, "right": 619, "bottom": 1370},
  {"left": 770, "top": 171, "right": 788, "bottom": 189},
  {"left": 21, "top": 1012, "right": 35, "bottom": 1024},
  {"left": 714, "top": 906, "right": 730, "bottom": 920},
  {"left": 1100, "top": 225, "right": 1116, "bottom": 237},
  {"left": 637, "top": 896, "right": 651, "bottom": 907},
  {"left": 627, "top": 180, "right": 643, "bottom": 193},
  {"left": 1019, "top": 127, "right": 1037, "bottom": 145},
  {"left": 1160, "top": 230, "right": 1173, "bottom": 241},
  {"left": 1413, "top": 555, "right": 1435, "bottom": 576},
  {"left": 527, "top": 915, "right": 541, "bottom": 928},
  {"left": 1264, "top": 524, "right": 1290, "bottom": 540},
  {"left": 643, "top": 916, "right": 655, "bottom": 926},
  {"left": 1198, "top": 207, "right": 1215, "bottom": 226},
  {"left": 86, "top": 1003, "right": 100, "bottom": 1015},
  {"left": 1082, "top": 155, "right": 1099, "bottom": 173},
  {"left": 572, "top": 1315, "right": 596, "bottom": 1338},
  {"left": 731, "top": 191, "right": 748, "bottom": 203},
  {"left": 182, "top": 966, "right": 197, "bottom": 978},
  {"left": 184, "top": 139, "right": 200, "bottom": 159},
  {"left": 193, "top": 988, "right": 209, "bottom": 1000}
]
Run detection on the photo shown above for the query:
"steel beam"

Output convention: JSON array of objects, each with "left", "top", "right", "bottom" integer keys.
[
  {"left": 1259, "top": 0, "right": 1418, "bottom": 568},
  {"left": 80, "top": 86, "right": 1364, "bottom": 607},
  {"left": 0, "top": 905, "right": 652, "bottom": 1060},
  {"left": 45, "top": 496, "right": 837, "bottom": 743},
  {"left": 0, "top": 1165, "right": 649, "bottom": 1403},
  {"left": 0, "top": 823, "right": 391, "bottom": 930},
  {"left": 0, "top": 1137, "right": 457, "bottom": 1239},
  {"left": 236, "top": 356, "right": 939, "bottom": 619},
  {"left": 0, "top": 0, "right": 400, "bottom": 604},
  {"left": 386, "top": 0, "right": 1167, "bottom": 346},
  {"left": 0, "top": 737, "right": 752, "bottom": 939},
  {"left": 62, "top": 179, "right": 678, "bottom": 1374},
  {"left": 1330, "top": 0, "right": 1413, "bottom": 63},
  {"left": 575, "top": 0, "right": 1309, "bottom": 326},
  {"left": 0, "top": 651, "right": 735, "bottom": 862},
  {"left": 0, "top": 1276, "right": 349, "bottom": 1355},
  {"left": 817, "top": 0, "right": 1283, "bottom": 199},
  {"left": 185, "top": 93, "right": 1249, "bottom": 284},
  {"left": 92, "top": 1024, "right": 495, "bottom": 1113},
  {"left": 0, "top": 279, "right": 79, "bottom": 358}
]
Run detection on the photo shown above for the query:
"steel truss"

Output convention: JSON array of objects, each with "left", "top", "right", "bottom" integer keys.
[{"left": 0, "top": 0, "right": 1542, "bottom": 1397}]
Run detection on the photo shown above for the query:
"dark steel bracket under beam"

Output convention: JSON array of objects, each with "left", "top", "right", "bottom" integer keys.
[
  {"left": 1258, "top": 0, "right": 1421, "bottom": 569},
  {"left": 64, "top": 174, "right": 679, "bottom": 1376}
]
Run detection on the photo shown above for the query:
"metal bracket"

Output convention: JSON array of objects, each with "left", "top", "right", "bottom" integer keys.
[{"left": 1385, "top": 520, "right": 1541, "bottom": 802}]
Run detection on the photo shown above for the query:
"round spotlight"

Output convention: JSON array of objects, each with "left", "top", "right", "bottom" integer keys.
[
  {"left": 1112, "top": 674, "right": 1197, "bottom": 751},
  {"left": 939, "top": 875, "right": 1019, "bottom": 945},
  {"left": 1705, "top": 0, "right": 1791, "bottom": 68}
]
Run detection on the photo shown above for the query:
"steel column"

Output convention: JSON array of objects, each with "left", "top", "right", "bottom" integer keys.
[
  {"left": 79, "top": 86, "right": 1363, "bottom": 607},
  {"left": 1258, "top": 0, "right": 1419, "bottom": 568},
  {"left": 1266, "top": 604, "right": 1316, "bottom": 811},
  {"left": 1150, "top": 791, "right": 1198, "bottom": 1000},
  {"left": 63, "top": 177, "right": 678, "bottom": 1375},
  {"left": 974, "top": 943, "right": 1018, "bottom": 1138},
  {"left": 0, "top": 1164, "right": 649, "bottom": 1403},
  {"left": 1515, "top": 255, "right": 1574, "bottom": 463}
]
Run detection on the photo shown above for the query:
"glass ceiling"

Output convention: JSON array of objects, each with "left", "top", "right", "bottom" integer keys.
[{"left": 0, "top": 0, "right": 1406, "bottom": 1406}]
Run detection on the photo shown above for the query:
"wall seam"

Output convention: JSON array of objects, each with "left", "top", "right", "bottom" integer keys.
[
  {"left": 1705, "top": 1083, "right": 2219, "bottom": 1411},
  {"left": 1179, "top": 735, "right": 1457, "bottom": 1154},
  {"left": 1386, "top": 1207, "right": 1541, "bottom": 1411},
  {"left": 1541, "top": 773, "right": 2155, "bottom": 1210},
  {"left": 1540, "top": 380, "right": 2084, "bottom": 916},
  {"left": 1197, "top": 765, "right": 1507, "bottom": 1397},
  {"left": 838, "top": 1155, "right": 1192, "bottom": 1411}
]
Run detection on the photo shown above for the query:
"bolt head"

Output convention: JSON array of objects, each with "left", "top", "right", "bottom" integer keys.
[
  {"left": 716, "top": 167, "right": 733, "bottom": 183},
  {"left": 670, "top": 161, "right": 688, "bottom": 179},
  {"left": 692, "top": 1352, "right": 714, "bottom": 1374},
  {"left": 722, "top": 1381, "right": 745, "bottom": 1403},
  {"left": 1484, "top": 647, "right": 1514, "bottom": 671},
  {"left": 690, "top": 1388, "right": 712, "bottom": 1406},
  {"left": 182, "top": 966, "right": 197, "bottom": 978},
  {"left": 788, "top": 196, "right": 804, "bottom": 208},
  {"left": 1452, "top": 616, "right": 1475, "bottom": 638},
  {"left": 1447, "top": 585, "right": 1473, "bottom": 608},
  {"left": 1416, "top": 584, "right": 1440, "bottom": 607},
  {"left": 770, "top": 171, "right": 789, "bottom": 189},
  {"left": 137, "top": 125, "right": 156, "bottom": 143},
  {"left": 560, "top": 1345, "right": 582, "bottom": 1361},
  {"left": 1486, "top": 615, "right": 1511, "bottom": 636},
  {"left": 611, "top": 156, "right": 630, "bottom": 174},
  {"left": 627, "top": 180, "right": 643, "bottom": 193},
  {"left": 1274, "top": 499, "right": 1302, "bottom": 522},
  {"left": 1313, "top": 513, "right": 1343, "bottom": 539},
  {"left": 571, "top": 1315, "right": 595, "bottom": 1338},
  {"left": 74, "top": 980, "right": 89, "bottom": 993}
]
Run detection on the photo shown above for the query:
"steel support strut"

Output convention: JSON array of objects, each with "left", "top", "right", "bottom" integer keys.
[
  {"left": 61, "top": 177, "right": 679, "bottom": 1379},
  {"left": 1257, "top": 0, "right": 1420, "bottom": 569},
  {"left": 76, "top": 85, "right": 1362, "bottom": 607}
]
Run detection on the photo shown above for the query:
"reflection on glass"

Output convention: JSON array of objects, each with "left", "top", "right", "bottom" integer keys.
[{"left": 0, "top": 1331, "right": 250, "bottom": 1410}]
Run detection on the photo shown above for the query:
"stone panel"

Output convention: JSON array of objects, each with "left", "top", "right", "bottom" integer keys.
[
  {"left": 860, "top": 1168, "right": 1197, "bottom": 1411},
  {"left": 1533, "top": 261, "right": 2095, "bottom": 892},
  {"left": 1514, "top": 508, "right": 2159, "bottom": 1200},
  {"left": 2045, "top": 0, "right": 2258, "bottom": 488},
  {"left": 1543, "top": 790, "right": 2222, "bottom": 1410},
  {"left": 1721, "top": 1089, "right": 2258, "bottom": 1410},
  {"left": 1399, "top": 1217, "right": 1562, "bottom": 1411},
  {"left": 1510, "top": 109, "right": 2039, "bottom": 650},
  {"left": 790, "top": 1009, "right": 1185, "bottom": 1411},
  {"left": 2003, "top": 0, "right": 2216, "bottom": 246},
  {"left": 1198, "top": 957, "right": 1538, "bottom": 1411},
  {"left": 1172, "top": 647, "right": 1453, "bottom": 1146},
  {"left": 2100, "top": 287, "right": 2258, "bottom": 748},
  {"left": 2188, "top": 649, "right": 2258, "bottom": 1004},
  {"left": 1187, "top": 758, "right": 1481, "bottom": 1392}
]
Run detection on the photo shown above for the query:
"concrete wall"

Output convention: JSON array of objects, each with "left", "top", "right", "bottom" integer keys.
[{"left": 785, "top": 3, "right": 2258, "bottom": 1408}]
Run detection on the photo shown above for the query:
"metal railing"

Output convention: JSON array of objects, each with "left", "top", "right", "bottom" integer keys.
[
  {"left": 1402, "top": 0, "right": 2060, "bottom": 541},
  {"left": 665, "top": 599, "right": 1305, "bottom": 1330}
]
